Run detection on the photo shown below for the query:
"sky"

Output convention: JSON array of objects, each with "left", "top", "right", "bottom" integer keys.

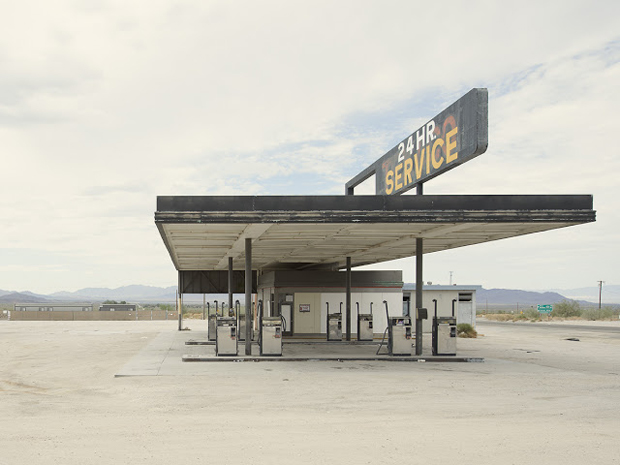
[{"left": 1, "top": 0, "right": 618, "bottom": 295}]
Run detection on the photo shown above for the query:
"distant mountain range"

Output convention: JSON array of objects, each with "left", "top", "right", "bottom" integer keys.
[
  {"left": 50, "top": 285, "right": 178, "bottom": 302},
  {"left": 550, "top": 285, "right": 620, "bottom": 304},
  {"left": 1, "top": 284, "right": 618, "bottom": 305},
  {"left": 0, "top": 285, "right": 223, "bottom": 304},
  {"left": 476, "top": 288, "right": 572, "bottom": 305},
  {"left": 0, "top": 285, "right": 176, "bottom": 303},
  {"left": 0, "top": 291, "right": 51, "bottom": 303}
]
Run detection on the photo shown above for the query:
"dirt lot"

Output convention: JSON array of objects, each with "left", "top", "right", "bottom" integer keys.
[{"left": 1, "top": 319, "right": 619, "bottom": 464}]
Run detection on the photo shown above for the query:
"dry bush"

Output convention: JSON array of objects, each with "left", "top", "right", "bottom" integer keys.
[{"left": 457, "top": 323, "right": 478, "bottom": 338}]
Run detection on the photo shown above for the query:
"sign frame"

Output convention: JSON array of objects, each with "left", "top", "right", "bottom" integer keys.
[
  {"left": 537, "top": 304, "right": 553, "bottom": 314},
  {"left": 346, "top": 88, "right": 488, "bottom": 195}
]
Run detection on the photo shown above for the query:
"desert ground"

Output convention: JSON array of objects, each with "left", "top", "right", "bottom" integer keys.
[{"left": 1, "top": 318, "right": 618, "bottom": 464}]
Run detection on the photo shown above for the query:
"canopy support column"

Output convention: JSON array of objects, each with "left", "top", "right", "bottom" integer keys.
[
  {"left": 177, "top": 273, "right": 183, "bottom": 331},
  {"left": 228, "top": 257, "right": 233, "bottom": 311},
  {"left": 245, "top": 238, "right": 252, "bottom": 355},
  {"left": 415, "top": 238, "right": 424, "bottom": 355},
  {"left": 415, "top": 183, "right": 424, "bottom": 355},
  {"left": 346, "top": 257, "right": 352, "bottom": 341}
]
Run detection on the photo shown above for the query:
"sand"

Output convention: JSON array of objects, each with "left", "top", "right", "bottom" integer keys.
[{"left": 1, "top": 318, "right": 618, "bottom": 464}]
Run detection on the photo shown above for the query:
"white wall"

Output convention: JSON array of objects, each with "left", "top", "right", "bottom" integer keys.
[
  {"left": 319, "top": 292, "right": 402, "bottom": 335},
  {"left": 413, "top": 289, "right": 476, "bottom": 331}
]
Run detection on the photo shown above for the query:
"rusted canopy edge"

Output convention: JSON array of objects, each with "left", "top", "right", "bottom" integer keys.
[
  {"left": 155, "top": 209, "right": 594, "bottom": 224},
  {"left": 156, "top": 194, "right": 594, "bottom": 216}
]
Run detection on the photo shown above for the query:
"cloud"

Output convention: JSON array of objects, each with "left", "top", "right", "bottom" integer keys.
[{"left": 0, "top": 0, "right": 618, "bottom": 292}]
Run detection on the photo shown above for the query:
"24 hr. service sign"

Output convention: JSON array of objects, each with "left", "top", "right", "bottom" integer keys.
[{"left": 375, "top": 88, "right": 488, "bottom": 195}]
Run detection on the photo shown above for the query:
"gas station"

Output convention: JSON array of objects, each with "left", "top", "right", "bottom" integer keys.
[{"left": 154, "top": 88, "right": 596, "bottom": 360}]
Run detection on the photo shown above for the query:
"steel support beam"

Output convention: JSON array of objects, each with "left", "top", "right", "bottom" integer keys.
[
  {"left": 245, "top": 238, "right": 252, "bottom": 356},
  {"left": 415, "top": 238, "right": 423, "bottom": 355},
  {"left": 228, "top": 257, "right": 233, "bottom": 310},
  {"left": 177, "top": 274, "right": 183, "bottom": 331},
  {"left": 415, "top": 183, "right": 424, "bottom": 355},
  {"left": 346, "top": 257, "right": 352, "bottom": 341}
]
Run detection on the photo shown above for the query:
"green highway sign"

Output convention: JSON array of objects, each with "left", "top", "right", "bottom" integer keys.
[{"left": 538, "top": 304, "right": 553, "bottom": 314}]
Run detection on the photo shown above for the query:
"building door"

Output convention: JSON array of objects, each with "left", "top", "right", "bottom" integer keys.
[
  {"left": 281, "top": 303, "right": 292, "bottom": 335},
  {"left": 294, "top": 292, "right": 321, "bottom": 334},
  {"left": 458, "top": 293, "right": 474, "bottom": 327}
]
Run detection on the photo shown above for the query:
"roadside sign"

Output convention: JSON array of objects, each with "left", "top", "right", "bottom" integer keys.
[
  {"left": 346, "top": 88, "right": 488, "bottom": 195},
  {"left": 537, "top": 304, "right": 553, "bottom": 314}
]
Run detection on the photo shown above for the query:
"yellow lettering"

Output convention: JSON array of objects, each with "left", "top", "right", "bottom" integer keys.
[
  {"left": 446, "top": 127, "right": 458, "bottom": 163},
  {"left": 414, "top": 150, "right": 424, "bottom": 180},
  {"left": 404, "top": 158, "right": 413, "bottom": 186},
  {"left": 425, "top": 145, "right": 430, "bottom": 175},
  {"left": 431, "top": 138, "right": 444, "bottom": 170},
  {"left": 394, "top": 163, "right": 403, "bottom": 191},
  {"left": 385, "top": 170, "right": 394, "bottom": 194}
]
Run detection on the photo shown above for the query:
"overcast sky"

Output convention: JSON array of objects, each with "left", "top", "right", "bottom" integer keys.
[{"left": 1, "top": 0, "right": 618, "bottom": 295}]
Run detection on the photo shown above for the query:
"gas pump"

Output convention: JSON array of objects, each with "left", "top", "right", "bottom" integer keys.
[
  {"left": 357, "top": 302, "right": 374, "bottom": 341},
  {"left": 236, "top": 300, "right": 247, "bottom": 341},
  {"left": 431, "top": 299, "right": 457, "bottom": 356},
  {"left": 257, "top": 300, "right": 283, "bottom": 356},
  {"left": 278, "top": 302, "right": 290, "bottom": 335},
  {"left": 326, "top": 302, "right": 343, "bottom": 341},
  {"left": 208, "top": 300, "right": 218, "bottom": 341},
  {"left": 384, "top": 300, "right": 412, "bottom": 356},
  {"left": 215, "top": 315, "right": 238, "bottom": 356}
]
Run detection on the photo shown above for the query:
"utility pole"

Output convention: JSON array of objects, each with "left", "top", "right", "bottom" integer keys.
[{"left": 598, "top": 280, "right": 604, "bottom": 309}]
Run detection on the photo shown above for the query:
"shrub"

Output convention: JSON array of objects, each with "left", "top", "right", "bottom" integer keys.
[
  {"left": 551, "top": 300, "right": 581, "bottom": 318},
  {"left": 581, "top": 307, "right": 615, "bottom": 320},
  {"left": 457, "top": 323, "right": 478, "bottom": 338},
  {"left": 523, "top": 308, "right": 542, "bottom": 321}
]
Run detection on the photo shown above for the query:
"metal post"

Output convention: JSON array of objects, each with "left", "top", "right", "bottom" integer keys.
[
  {"left": 177, "top": 273, "right": 183, "bottom": 331},
  {"left": 228, "top": 257, "right": 234, "bottom": 311},
  {"left": 178, "top": 292, "right": 184, "bottom": 331},
  {"left": 415, "top": 238, "right": 423, "bottom": 355},
  {"left": 202, "top": 294, "right": 206, "bottom": 320},
  {"left": 346, "top": 257, "right": 352, "bottom": 341},
  {"left": 245, "top": 238, "right": 252, "bottom": 355},
  {"left": 415, "top": 183, "right": 424, "bottom": 355}
]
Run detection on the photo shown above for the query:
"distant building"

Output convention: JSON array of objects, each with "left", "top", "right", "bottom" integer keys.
[
  {"left": 14, "top": 303, "right": 93, "bottom": 312},
  {"left": 402, "top": 284, "right": 480, "bottom": 330},
  {"left": 99, "top": 304, "right": 137, "bottom": 312}
]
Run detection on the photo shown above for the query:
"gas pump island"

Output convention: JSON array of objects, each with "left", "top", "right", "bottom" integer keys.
[{"left": 156, "top": 87, "right": 596, "bottom": 360}]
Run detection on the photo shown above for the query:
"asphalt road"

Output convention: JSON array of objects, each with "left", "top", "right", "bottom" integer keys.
[{"left": 477, "top": 319, "right": 620, "bottom": 342}]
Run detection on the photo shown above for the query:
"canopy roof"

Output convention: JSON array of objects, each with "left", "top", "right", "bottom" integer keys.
[{"left": 155, "top": 195, "right": 595, "bottom": 272}]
